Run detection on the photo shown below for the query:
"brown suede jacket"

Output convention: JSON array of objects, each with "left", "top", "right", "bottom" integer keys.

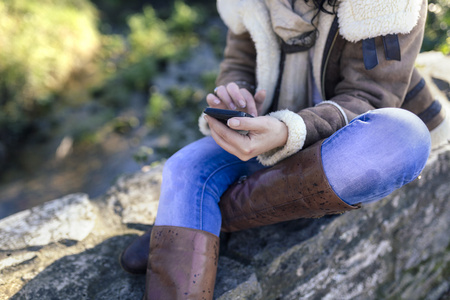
[{"left": 215, "top": 0, "right": 446, "bottom": 151}]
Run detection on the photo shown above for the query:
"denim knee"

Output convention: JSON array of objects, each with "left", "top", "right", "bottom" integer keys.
[
  {"left": 158, "top": 138, "right": 220, "bottom": 208},
  {"left": 365, "top": 108, "right": 431, "bottom": 178},
  {"left": 322, "top": 108, "right": 431, "bottom": 205}
]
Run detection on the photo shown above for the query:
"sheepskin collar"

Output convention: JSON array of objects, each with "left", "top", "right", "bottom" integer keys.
[
  {"left": 338, "top": 0, "right": 423, "bottom": 42},
  {"left": 217, "top": 0, "right": 423, "bottom": 42}
]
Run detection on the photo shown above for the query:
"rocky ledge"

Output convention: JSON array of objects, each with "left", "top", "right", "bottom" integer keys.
[{"left": 1, "top": 52, "right": 449, "bottom": 300}]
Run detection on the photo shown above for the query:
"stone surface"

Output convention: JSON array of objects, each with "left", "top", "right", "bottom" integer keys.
[
  {"left": 0, "top": 52, "right": 449, "bottom": 300},
  {"left": 104, "top": 163, "right": 164, "bottom": 226},
  {"left": 0, "top": 194, "right": 96, "bottom": 251},
  {"left": 1, "top": 143, "right": 448, "bottom": 300}
]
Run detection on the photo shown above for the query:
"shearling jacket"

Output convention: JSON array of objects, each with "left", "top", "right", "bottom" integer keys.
[{"left": 212, "top": 0, "right": 448, "bottom": 166}]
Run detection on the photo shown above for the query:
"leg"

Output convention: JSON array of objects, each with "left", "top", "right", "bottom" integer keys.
[
  {"left": 140, "top": 137, "right": 263, "bottom": 299},
  {"left": 120, "top": 137, "right": 264, "bottom": 275},
  {"left": 154, "top": 136, "right": 265, "bottom": 236},
  {"left": 220, "top": 108, "right": 431, "bottom": 232},
  {"left": 322, "top": 107, "right": 431, "bottom": 205}
]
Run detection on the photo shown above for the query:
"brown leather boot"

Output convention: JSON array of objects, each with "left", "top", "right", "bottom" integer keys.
[
  {"left": 119, "top": 228, "right": 152, "bottom": 275},
  {"left": 120, "top": 141, "right": 361, "bottom": 274},
  {"left": 143, "top": 225, "right": 219, "bottom": 300},
  {"left": 219, "top": 140, "right": 361, "bottom": 232}
]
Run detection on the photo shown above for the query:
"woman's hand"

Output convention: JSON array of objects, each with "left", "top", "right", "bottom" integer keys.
[
  {"left": 205, "top": 114, "right": 288, "bottom": 161},
  {"left": 206, "top": 82, "right": 265, "bottom": 117}
]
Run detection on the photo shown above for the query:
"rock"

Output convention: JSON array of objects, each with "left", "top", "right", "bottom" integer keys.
[
  {"left": 416, "top": 51, "right": 450, "bottom": 101},
  {"left": 1, "top": 143, "right": 448, "bottom": 300},
  {"left": 0, "top": 52, "right": 449, "bottom": 300},
  {"left": 0, "top": 194, "right": 96, "bottom": 251},
  {"left": 104, "top": 163, "right": 164, "bottom": 226}
]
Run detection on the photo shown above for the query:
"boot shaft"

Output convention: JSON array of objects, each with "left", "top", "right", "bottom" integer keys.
[
  {"left": 220, "top": 140, "right": 360, "bottom": 232},
  {"left": 144, "top": 226, "right": 219, "bottom": 300}
]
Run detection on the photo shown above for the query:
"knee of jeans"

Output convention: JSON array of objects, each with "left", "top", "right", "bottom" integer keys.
[
  {"left": 163, "top": 149, "right": 203, "bottom": 184},
  {"left": 360, "top": 108, "right": 431, "bottom": 180},
  {"left": 326, "top": 108, "right": 433, "bottom": 205},
  {"left": 370, "top": 108, "right": 430, "bottom": 151},
  {"left": 158, "top": 149, "right": 206, "bottom": 213}
]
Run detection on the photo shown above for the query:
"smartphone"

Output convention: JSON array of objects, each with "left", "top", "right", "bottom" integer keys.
[{"left": 203, "top": 108, "right": 253, "bottom": 125}]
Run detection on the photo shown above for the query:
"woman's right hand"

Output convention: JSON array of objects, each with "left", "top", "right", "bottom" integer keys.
[{"left": 206, "top": 82, "right": 266, "bottom": 117}]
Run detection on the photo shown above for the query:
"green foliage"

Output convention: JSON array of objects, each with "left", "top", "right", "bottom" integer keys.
[
  {"left": 167, "top": 86, "right": 204, "bottom": 107},
  {"left": 145, "top": 85, "right": 206, "bottom": 126},
  {"left": 205, "top": 24, "right": 227, "bottom": 57},
  {"left": 423, "top": 0, "right": 450, "bottom": 54},
  {"left": 95, "top": 1, "right": 201, "bottom": 106},
  {"left": 0, "top": 0, "right": 100, "bottom": 141},
  {"left": 0, "top": 0, "right": 205, "bottom": 153},
  {"left": 167, "top": 1, "right": 204, "bottom": 34},
  {"left": 112, "top": 116, "right": 140, "bottom": 134},
  {"left": 201, "top": 71, "right": 219, "bottom": 95},
  {"left": 133, "top": 146, "right": 155, "bottom": 164},
  {"left": 127, "top": 2, "right": 200, "bottom": 63},
  {"left": 127, "top": 7, "right": 173, "bottom": 62},
  {"left": 146, "top": 91, "right": 172, "bottom": 126},
  {"left": 69, "top": 108, "right": 115, "bottom": 145}
]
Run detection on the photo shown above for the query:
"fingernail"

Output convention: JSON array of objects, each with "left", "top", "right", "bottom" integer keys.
[
  {"left": 239, "top": 100, "right": 246, "bottom": 108},
  {"left": 228, "top": 118, "right": 240, "bottom": 127},
  {"left": 214, "top": 99, "right": 221, "bottom": 105},
  {"left": 230, "top": 103, "right": 237, "bottom": 110}
]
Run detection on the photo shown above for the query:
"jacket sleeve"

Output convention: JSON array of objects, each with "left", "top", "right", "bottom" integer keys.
[{"left": 216, "top": 30, "right": 257, "bottom": 93}]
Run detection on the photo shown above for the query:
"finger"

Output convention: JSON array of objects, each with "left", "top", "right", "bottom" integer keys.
[
  {"left": 207, "top": 115, "right": 242, "bottom": 141},
  {"left": 209, "top": 124, "right": 239, "bottom": 155},
  {"left": 215, "top": 85, "right": 236, "bottom": 110},
  {"left": 227, "top": 116, "right": 272, "bottom": 132},
  {"left": 211, "top": 119, "right": 256, "bottom": 161},
  {"left": 206, "top": 93, "right": 227, "bottom": 109},
  {"left": 254, "top": 89, "right": 266, "bottom": 104},
  {"left": 240, "top": 89, "right": 257, "bottom": 116},
  {"left": 254, "top": 89, "right": 267, "bottom": 115},
  {"left": 226, "top": 83, "right": 246, "bottom": 109},
  {"left": 205, "top": 116, "right": 243, "bottom": 154}
]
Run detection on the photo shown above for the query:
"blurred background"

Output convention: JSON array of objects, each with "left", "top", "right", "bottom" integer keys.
[{"left": 0, "top": 0, "right": 448, "bottom": 220}]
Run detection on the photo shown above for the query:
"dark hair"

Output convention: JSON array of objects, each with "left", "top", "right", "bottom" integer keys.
[{"left": 305, "top": 0, "right": 338, "bottom": 15}]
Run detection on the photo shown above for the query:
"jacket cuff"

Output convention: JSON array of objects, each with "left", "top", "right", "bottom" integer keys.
[
  {"left": 257, "top": 109, "right": 307, "bottom": 166},
  {"left": 198, "top": 113, "right": 211, "bottom": 136},
  {"left": 316, "top": 100, "right": 349, "bottom": 125}
]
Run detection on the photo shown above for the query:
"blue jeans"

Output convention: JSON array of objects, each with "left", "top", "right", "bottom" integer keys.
[{"left": 154, "top": 108, "right": 431, "bottom": 236}]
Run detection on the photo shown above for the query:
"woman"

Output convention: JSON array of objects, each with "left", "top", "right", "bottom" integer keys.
[{"left": 120, "top": 0, "right": 448, "bottom": 298}]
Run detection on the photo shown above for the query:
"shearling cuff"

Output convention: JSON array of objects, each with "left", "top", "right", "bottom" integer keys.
[
  {"left": 198, "top": 113, "right": 211, "bottom": 136},
  {"left": 257, "top": 109, "right": 307, "bottom": 166}
]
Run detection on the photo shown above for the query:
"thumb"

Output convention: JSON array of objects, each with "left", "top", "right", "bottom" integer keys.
[{"left": 227, "top": 116, "right": 267, "bottom": 132}]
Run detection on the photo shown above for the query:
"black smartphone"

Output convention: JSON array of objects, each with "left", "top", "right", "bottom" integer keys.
[{"left": 203, "top": 108, "right": 253, "bottom": 125}]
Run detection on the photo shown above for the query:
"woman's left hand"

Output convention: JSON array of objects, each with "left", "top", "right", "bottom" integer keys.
[{"left": 205, "top": 114, "right": 288, "bottom": 161}]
